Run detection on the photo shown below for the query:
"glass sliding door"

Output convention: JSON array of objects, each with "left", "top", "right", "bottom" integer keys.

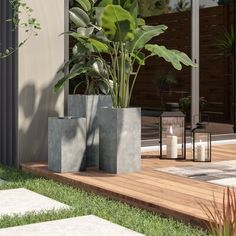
[
  {"left": 199, "top": 0, "right": 235, "bottom": 134},
  {"left": 132, "top": 0, "right": 192, "bottom": 142}
]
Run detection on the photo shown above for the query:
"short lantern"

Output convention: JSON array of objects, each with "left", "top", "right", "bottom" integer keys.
[
  {"left": 159, "top": 103, "right": 186, "bottom": 160},
  {"left": 192, "top": 123, "right": 211, "bottom": 162}
]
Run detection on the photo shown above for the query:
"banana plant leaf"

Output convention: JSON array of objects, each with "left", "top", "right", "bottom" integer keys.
[
  {"left": 100, "top": 4, "right": 136, "bottom": 42},
  {"left": 128, "top": 25, "right": 168, "bottom": 52},
  {"left": 145, "top": 44, "right": 197, "bottom": 70}
]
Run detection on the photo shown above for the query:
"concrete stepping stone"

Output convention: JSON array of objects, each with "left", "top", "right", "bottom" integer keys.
[
  {"left": 0, "top": 188, "right": 69, "bottom": 217},
  {"left": 0, "top": 215, "right": 144, "bottom": 236}
]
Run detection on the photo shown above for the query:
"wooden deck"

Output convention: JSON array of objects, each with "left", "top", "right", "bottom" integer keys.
[{"left": 21, "top": 144, "right": 236, "bottom": 228}]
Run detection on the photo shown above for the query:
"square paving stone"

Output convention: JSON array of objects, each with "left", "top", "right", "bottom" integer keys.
[
  {"left": 0, "top": 215, "right": 144, "bottom": 236},
  {"left": 0, "top": 188, "right": 69, "bottom": 217}
]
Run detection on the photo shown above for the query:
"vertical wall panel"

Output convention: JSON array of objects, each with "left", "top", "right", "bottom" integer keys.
[
  {"left": 0, "top": 0, "right": 18, "bottom": 166},
  {"left": 0, "top": 0, "right": 2, "bottom": 164},
  {"left": 17, "top": 0, "right": 66, "bottom": 164}
]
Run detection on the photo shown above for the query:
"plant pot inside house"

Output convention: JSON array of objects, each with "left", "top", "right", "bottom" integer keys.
[{"left": 99, "top": 107, "right": 141, "bottom": 174}]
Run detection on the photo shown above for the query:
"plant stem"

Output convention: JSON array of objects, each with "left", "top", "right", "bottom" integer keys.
[{"left": 128, "top": 64, "right": 141, "bottom": 106}]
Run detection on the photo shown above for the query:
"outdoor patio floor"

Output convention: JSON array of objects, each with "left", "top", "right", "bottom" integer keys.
[{"left": 21, "top": 144, "right": 236, "bottom": 228}]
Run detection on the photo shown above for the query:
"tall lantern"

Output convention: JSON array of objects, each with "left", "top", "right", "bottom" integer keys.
[
  {"left": 192, "top": 123, "right": 211, "bottom": 162},
  {"left": 159, "top": 103, "right": 186, "bottom": 160}
]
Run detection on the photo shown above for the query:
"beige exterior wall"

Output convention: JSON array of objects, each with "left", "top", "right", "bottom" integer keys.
[{"left": 18, "top": 0, "right": 68, "bottom": 163}]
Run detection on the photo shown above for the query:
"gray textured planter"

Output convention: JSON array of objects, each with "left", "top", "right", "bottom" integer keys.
[
  {"left": 48, "top": 117, "right": 86, "bottom": 173},
  {"left": 99, "top": 108, "right": 141, "bottom": 174},
  {"left": 68, "top": 95, "right": 112, "bottom": 167}
]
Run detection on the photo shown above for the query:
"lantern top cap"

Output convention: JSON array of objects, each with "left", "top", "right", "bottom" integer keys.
[
  {"left": 160, "top": 102, "right": 185, "bottom": 117},
  {"left": 192, "top": 122, "right": 211, "bottom": 133},
  {"left": 166, "top": 103, "right": 180, "bottom": 112},
  {"left": 196, "top": 123, "right": 206, "bottom": 129}
]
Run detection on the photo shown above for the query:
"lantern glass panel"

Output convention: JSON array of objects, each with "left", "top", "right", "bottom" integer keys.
[
  {"left": 160, "top": 116, "right": 185, "bottom": 159},
  {"left": 193, "top": 132, "right": 211, "bottom": 162}
]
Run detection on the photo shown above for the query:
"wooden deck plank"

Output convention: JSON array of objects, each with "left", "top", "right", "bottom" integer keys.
[
  {"left": 90, "top": 174, "right": 212, "bottom": 214},
  {"left": 21, "top": 144, "right": 236, "bottom": 228}
]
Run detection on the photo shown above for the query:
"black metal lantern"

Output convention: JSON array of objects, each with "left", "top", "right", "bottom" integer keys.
[
  {"left": 159, "top": 103, "right": 186, "bottom": 159},
  {"left": 192, "top": 123, "right": 211, "bottom": 162}
]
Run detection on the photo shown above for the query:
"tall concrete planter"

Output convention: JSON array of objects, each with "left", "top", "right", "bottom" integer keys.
[
  {"left": 48, "top": 117, "right": 86, "bottom": 173},
  {"left": 99, "top": 107, "right": 141, "bottom": 174},
  {"left": 68, "top": 95, "right": 112, "bottom": 167}
]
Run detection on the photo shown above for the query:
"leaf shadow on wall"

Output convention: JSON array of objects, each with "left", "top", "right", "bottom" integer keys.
[{"left": 18, "top": 78, "right": 62, "bottom": 163}]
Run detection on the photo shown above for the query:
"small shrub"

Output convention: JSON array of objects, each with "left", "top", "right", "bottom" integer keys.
[{"left": 200, "top": 187, "right": 236, "bottom": 236}]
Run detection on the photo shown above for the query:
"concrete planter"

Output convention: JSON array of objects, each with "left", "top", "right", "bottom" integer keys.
[
  {"left": 68, "top": 95, "right": 112, "bottom": 167},
  {"left": 99, "top": 107, "right": 141, "bottom": 174},
  {"left": 48, "top": 117, "right": 86, "bottom": 173}
]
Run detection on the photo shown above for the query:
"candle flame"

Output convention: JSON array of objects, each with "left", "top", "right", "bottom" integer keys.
[{"left": 170, "top": 126, "right": 173, "bottom": 135}]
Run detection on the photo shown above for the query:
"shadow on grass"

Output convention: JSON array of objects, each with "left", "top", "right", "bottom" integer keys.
[{"left": 0, "top": 164, "right": 38, "bottom": 183}]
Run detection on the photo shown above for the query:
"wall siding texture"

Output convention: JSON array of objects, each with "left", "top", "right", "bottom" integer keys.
[{"left": 0, "top": 0, "right": 67, "bottom": 166}]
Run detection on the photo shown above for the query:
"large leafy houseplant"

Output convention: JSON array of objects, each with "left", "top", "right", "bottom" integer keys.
[
  {"left": 55, "top": 0, "right": 111, "bottom": 95},
  {"left": 54, "top": 0, "right": 196, "bottom": 107}
]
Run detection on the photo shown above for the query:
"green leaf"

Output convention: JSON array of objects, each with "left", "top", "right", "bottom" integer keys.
[
  {"left": 123, "top": 0, "right": 138, "bottom": 22},
  {"left": 54, "top": 67, "right": 92, "bottom": 92},
  {"left": 72, "top": 41, "right": 89, "bottom": 55},
  {"left": 95, "top": 30, "right": 110, "bottom": 42},
  {"left": 69, "top": 32, "right": 109, "bottom": 52},
  {"left": 137, "top": 18, "right": 145, "bottom": 26},
  {"left": 58, "top": 54, "right": 83, "bottom": 73},
  {"left": 131, "top": 52, "right": 145, "bottom": 65},
  {"left": 87, "top": 38, "right": 109, "bottom": 52},
  {"left": 95, "top": 7, "right": 104, "bottom": 24},
  {"left": 129, "top": 25, "right": 167, "bottom": 52},
  {"left": 172, "top": 49, "right": 197, "bottom": 68},
  {"left": 97, "top": 80, "right": 110, "bottom": 94},
  {"left": 145, "top": 44, "right": 196, "bottom": 70},
  {"left": 77, "top": 27, "right": 94, "bottom": 37},
  {"left": 145, "top": 44, "right": 182, "bottom": 70},
  {"left": 75, "top": 0, "right": 91, "bottom": 11},
  {"left": 69, "top": 7, "right": 90, "bottom": 27},
  {"left": 92, "top": 59, "right": 105, "bottom": 75},
  {"left": 100, "top": 4, "right": 136, "bottom": 42},
  {"left": 97, "top": 0, "right": 113, "bottom": 7}
]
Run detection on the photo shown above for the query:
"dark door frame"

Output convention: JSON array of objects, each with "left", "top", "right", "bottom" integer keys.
[{"left": 234, "top": 0, "right": 236, "bottom": 132}]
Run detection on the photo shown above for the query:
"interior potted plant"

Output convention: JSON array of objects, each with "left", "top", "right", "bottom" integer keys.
[
  {"left": 54, "top": 0, "right": 112, "bottom": 168},
  {"left": 55, "top": 0, "right": 196, "bottom": 173}
]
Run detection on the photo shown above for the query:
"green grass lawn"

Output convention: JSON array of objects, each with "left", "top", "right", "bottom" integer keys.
[{"left": 0, "top": 165, "right": 208, "bottom": 236}]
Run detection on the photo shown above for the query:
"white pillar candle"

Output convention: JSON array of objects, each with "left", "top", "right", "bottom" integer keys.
[
  {"left": 166, "top": 126, "right": 178, "bottom": 159},
  {"left": 196, "top": 140, "right": 205, "bottom": 161}
]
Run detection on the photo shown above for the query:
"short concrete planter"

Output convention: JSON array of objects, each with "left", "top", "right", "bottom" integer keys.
[
  {"left": 99, "top": 107, "right": 141, "bottom": 174},
  {"left": 48, "top": 117, "right": 86, "bottom": 173},
  {"left": 68, "top": 95, "right": 112, "bottom": 167}
]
